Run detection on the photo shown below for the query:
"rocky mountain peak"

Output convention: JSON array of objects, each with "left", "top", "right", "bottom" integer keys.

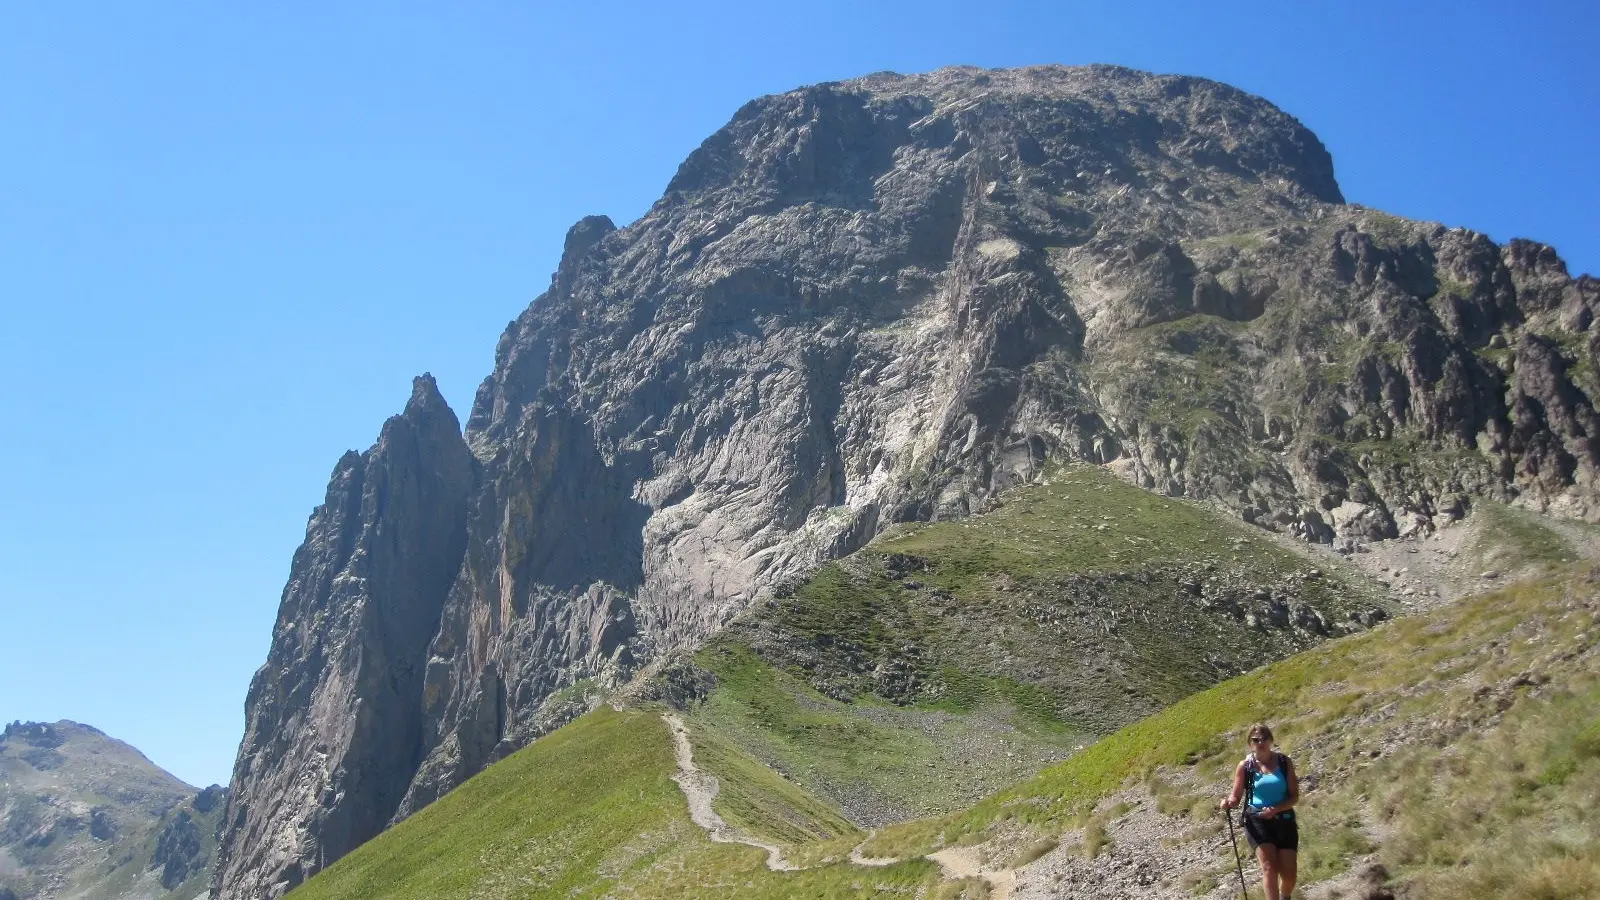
[
  {"left": 0, "top": 720, "right": 225, "bottom": 899},
  {"left": 403, "top": 371, "right": 448, "bottom": 415},
  {"left": 561, "top": 215, "right": 617, "bottom": 265},
  {"left": 3, "top": 720, "right": 90, "bottom": 748},
  {"left": 213, "top": 64, "right": 1600, "bottom": 899},
  {"left": 666, "top": 64, "right": 1341, "bottom": 211},
  {"left": 3, "top": 720, "right": 155, "bottom": 785}
]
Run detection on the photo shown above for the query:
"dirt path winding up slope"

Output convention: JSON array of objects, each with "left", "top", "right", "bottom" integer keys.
[
  {"left": 665, "top": 712, "right": 1024, "bottom": 893},
  {"left": 663, "top": 713, "right": 796, "bottom": 871},
  {"left": 929, "top": 845, "right": 1017, "bottom": 900}
]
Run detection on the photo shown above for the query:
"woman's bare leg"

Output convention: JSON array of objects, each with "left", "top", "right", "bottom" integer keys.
[
  {"left": 1278, "top": 848, "right": 1297, "bottom": 898},
  {"left": 1256, "top": 844, "right": 1281, "bottom": 900}
]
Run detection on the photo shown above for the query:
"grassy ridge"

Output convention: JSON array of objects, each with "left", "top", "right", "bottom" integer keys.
[
  {"left": 692, "top": 643, "right": 1084, "bottom": 824},
  {"left": 861, "top": 568, "right": 1600, "bottom": 898},
  {"left": 876, "top": 464, "right": 1336, "bottom": 581},
  {"left": 698, "top": 464, "right": 1379, "bottom": 827},
  {"left": 734, "top": 465, "right": 1379, "bottom": 727}
]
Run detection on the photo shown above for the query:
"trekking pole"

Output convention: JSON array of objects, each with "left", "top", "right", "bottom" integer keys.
[{"left": 1223, "top": 806, "right": 1249, "bottom": 899}]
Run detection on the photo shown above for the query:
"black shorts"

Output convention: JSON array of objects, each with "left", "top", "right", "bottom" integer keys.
[{"left": 1243, "top": 813, "right": 1299, "bottom": 851}]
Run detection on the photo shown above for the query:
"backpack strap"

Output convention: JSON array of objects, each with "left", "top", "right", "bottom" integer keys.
[{"left": 1279, "top": 752, "right": 1297, "bottom": 818}]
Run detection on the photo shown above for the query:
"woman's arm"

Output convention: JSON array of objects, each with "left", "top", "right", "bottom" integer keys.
[{"left": 1220, "top": 761, "right": 1247, "bottom": 809}]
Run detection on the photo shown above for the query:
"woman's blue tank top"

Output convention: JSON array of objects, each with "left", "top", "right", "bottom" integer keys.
[{"left": 1248, "top": 753, "right": 1290, "bottom": 809}]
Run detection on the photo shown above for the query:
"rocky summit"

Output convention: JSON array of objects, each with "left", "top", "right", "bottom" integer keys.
[
  {"left": 0, "top": 720, "right": 226, "bottom": 900},
  {"left": 212, "top": 64, "right": 1599, "bottom": 900}
]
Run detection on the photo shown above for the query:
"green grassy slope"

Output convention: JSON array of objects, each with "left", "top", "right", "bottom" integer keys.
[
  {"left": 288, "top": 550, "right": 1595, "bottom": 900},
  {"left": 694, "top": 464, "right": 1382, "bottom": 828},
  {"left": 288, "top": 466, "right": 1595, "bottom": 900},
  {"left": 689, "top": 643, "right": 1085, "bottom": 826},
  {"left": 861, "top": 566, "right": 1599, "bottom": 898},
  {"left": 288, "top": 706, "right": 939, "bottom": 900},
  {"left": 1467, "top": 500, "right": 1591, "bottom": 574},
  {"left": 683, "top": 709, "right": 858, "bottom": 847}
]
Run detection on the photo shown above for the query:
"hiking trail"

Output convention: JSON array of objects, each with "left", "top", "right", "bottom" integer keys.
[
  {"left": 663, "top": 713, "right": 795, "bottom": 871},
  {"left": 665, "top": 712, "right": 1020, "bottom": 894},
  {"left": 929, "top": 846, "right": 1017, "bottom": 900}
]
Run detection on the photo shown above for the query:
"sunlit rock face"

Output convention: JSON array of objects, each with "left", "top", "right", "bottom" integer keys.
[{"left": 212, "top": 64, "right": 1600, "bottom": 899}]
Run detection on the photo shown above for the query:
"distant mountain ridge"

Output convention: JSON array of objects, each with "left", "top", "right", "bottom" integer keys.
[
  {"left": 0, "top": 720, "right": 225, "bottom": 900},
  {"left": 212, "top": 64, "right": 1600, "bottom": 899}
]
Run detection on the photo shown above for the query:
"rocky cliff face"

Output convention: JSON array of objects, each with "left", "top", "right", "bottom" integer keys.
[
  {"left": 213, "top": 65, "right": 1600, "bottom": 898},
  {"left": 211, "top": 377, "right": 472, "bottom": 900},
  {"left": 0, "top": 721, "right": 225, "bottom": 900}
]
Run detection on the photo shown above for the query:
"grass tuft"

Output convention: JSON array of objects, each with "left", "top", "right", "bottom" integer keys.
[
  {"left": 1010, "top": 836, "right": 1058, "bottom": 867},
  {"left": 1083, "top": 818, "right": 1110, "bottom": 859}
]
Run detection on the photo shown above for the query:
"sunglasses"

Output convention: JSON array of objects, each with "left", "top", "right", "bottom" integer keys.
[{"left": 1250, "top": 737, "right": 1272, "bottom": 743}]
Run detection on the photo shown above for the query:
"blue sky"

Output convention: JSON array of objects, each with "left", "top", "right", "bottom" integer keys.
[{"left": 1, "top": 1, "right": 1594, "bottom": 788}]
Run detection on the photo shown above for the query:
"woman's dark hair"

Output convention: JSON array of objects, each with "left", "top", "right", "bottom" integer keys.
[{"left": 1247, "top": 722, "right": 1274, "bottom": 743}]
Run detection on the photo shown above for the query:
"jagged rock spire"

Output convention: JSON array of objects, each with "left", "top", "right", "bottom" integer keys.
[{"left": 212, "top": 375, "right": 472, "bottom": 900}]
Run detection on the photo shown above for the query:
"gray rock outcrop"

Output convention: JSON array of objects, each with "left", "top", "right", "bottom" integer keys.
[{"left": 212, "top": 64, "right": 1600, "bottom": 899}]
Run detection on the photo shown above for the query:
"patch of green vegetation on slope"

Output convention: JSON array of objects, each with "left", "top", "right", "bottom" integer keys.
[
  {"left": 878, "top": 464, "right": 1322, "bottom": 581},
  {"left": 1466, "top": 500, "right": 1585, "bottom": 573},
  {"left": 861, "top": 567, "right": 1599, "bottom": 898},
  {"left": 684, "top": 709, "right": 858, "bottom": 846},
  {"left": 731, "top": 464, "right": 1378, "bottom": 725},
  {"left": 691, "top": 642, "right": 1082, "bottom": 827},
  {"left": 691, "top": 464, "right": 1381, "bottom": 833},
  {"left": 1094, "top": 314, "right": 1254, "bottom": 442},
  {"left": 288, "top": 706, "right": 939, "bottom": 900}
]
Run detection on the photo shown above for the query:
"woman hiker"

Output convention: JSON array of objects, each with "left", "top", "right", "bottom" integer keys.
[{"left": 1220, "top": 723, "right": 1300, "bottom": 900}]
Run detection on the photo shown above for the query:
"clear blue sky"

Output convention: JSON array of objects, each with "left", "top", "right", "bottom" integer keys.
[{"left": 2, "top": 1, "right": 1594, "bottom": 788}]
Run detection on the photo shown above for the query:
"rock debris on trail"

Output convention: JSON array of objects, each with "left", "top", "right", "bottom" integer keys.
[
  {"left": 1010, "top": 789, "right": 1233, "bottom": 899},
  {"left": 930, "top": 845, "right": 1018, "bottom": 899}
]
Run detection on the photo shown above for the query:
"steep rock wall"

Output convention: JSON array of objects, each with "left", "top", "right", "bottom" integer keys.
[{"left": 212, "top": 376, "right": 472, "bottom": 900}]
